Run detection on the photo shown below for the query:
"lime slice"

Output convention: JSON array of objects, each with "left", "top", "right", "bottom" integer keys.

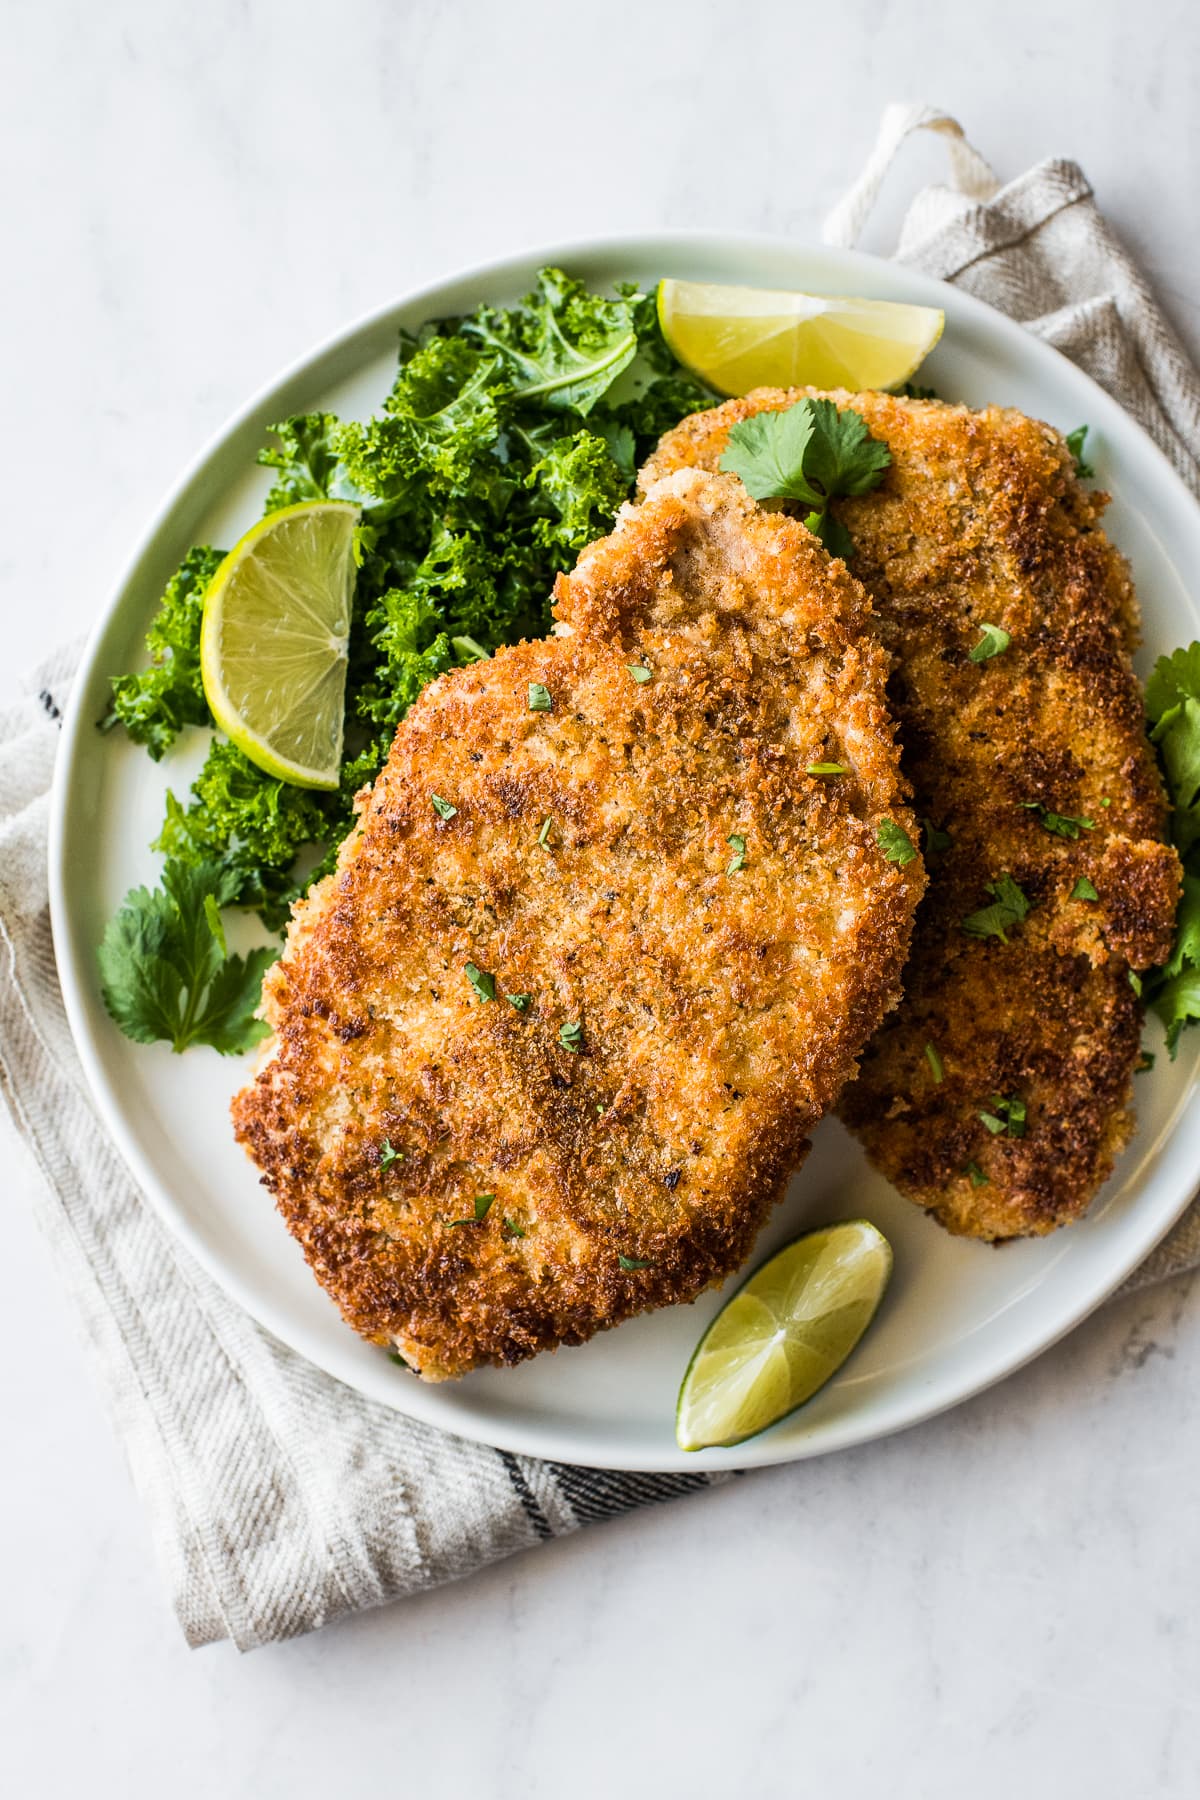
[
  {"left": 658, "top": 279, "right": 944, "bottom": 397},
  {"left": 200, "top": 499, "right": 360, "bottom": 790},
  {"left": 676, "top": 1220, "right": 892, "bottom": 1452}
]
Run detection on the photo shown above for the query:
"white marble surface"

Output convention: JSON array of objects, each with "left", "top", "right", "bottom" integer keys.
[{"left": 4, "top": 2, "right": 1200, "bottom": 1793}]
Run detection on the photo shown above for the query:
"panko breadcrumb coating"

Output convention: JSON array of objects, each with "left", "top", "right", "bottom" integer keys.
[
  {"left": 644, "top": 391, "right": 1180, "bottom": 1239},
  {"left": 232, "top": 469, "right": 923, "bottom": 1377}
]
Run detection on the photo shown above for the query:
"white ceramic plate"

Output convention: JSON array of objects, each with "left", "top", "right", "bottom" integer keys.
[{"left": 49, "top": 233, "right": 1200, "bottom": 1472}]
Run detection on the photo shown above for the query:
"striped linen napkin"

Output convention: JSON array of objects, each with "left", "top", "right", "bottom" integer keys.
[{"left": 3, "top": 105, "right": 1198, "bottom": 1649}]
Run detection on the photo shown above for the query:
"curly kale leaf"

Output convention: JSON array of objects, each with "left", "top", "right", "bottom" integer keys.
[
  {"left": 526, "top": 432, "right": 630, "bottom": 560},
  {"left": 103, "top": 269, "right": 717, "bottom": 957},
  {"left": 337, "top": 338, "right": 509, "bottom": 506},
  {"left": 460, "top": 268, "right": 644, "bottom": 415},
  {"left": 154, "top": 740, "right": 338, "bottom": 928},
  {"left": 355, "top": 584, "right": 454, "bottom": 732},
  {"left": 258, "top": 413, "right": 368, "bottom": 513},
  {"left": 100, "top": 546, "right": 224, "bottom": 758}
]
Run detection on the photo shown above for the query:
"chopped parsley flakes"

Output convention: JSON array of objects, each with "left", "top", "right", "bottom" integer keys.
[
  {"left": 1023, "top": 800, "right": 1095, "bottom": 840},
  {"left": 978, "top": 1094, "right": 1027, "bottom": 1139},
  {"left": 430, "top": 793, "right": 457, "bottom": 820},
  {"left": 969, "top": 623, "right": 1011, "bottom": 664},
  {"left": 465, "top": 961, "right": 496, "bottom": 1002},
  {"left": 807, "top": 762, "right": 847, "bottom": 776},
  {"left": 619, "top": 1254, "right": 655, "bottom": 1271},
  {"left": 528, "top": 682, "right": 553, "bottom": 712},
  {"left": 627, "top": 664, "right": 652, "bottom": 684},
  {"left": 965, "top": 1160, "right": 989, "bottom": 1187},
  {"left": 559, "top": 1019, "right": 584, "bottom": 1053},
  {"left": 506, "top": 992, "right": 532, "bottom": 1013},
  {"left": 924, "top": 1042, "right": 944, "bottom": 1083},
  {"left": 379, "top": 1138, "right": 403, "bottom": 1171},
  {"left": 450, "top": 1193, "right": 495, "bottom": 1227},
  {"left": 726, "top": 833, "right": 747, "bottom": 875},
  {"left": 537, "top": 816, "right": 555, "bottom": 849},
  {"left": 1071, "top": 876, "right": 1100, "bottom": 902}
]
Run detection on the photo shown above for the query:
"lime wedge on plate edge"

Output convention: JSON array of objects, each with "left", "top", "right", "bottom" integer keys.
[
  {"left": 657, "top": 278, "right": 944, "bottom": 397},
  {"left": 676, "top": 1221, "right": 892, "bottom": 1452},
  {"left": 200, "top": 499, "right": 360, "bottom": 790}
]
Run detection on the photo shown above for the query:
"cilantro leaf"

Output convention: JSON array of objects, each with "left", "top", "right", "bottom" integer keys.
[
  {"left": 97, "top": 858, "right": 276, "bottom": 1054},
  {"left": 1145, "top": 643, "right": 1200, "bottom": 723},
  {"left": 1065, "top": 425, "right": 1095, "bottom": 480},
  {"left": 1163, "top": 873, "right": 1200, "bottom": 979},
  {"left": 1152, "top": 966, "right": 1200, "bottom": 1057},
  {"left": 961, "top": 874, "right": 1031, "bottom": 943},
  {"left": 99, "top": 547, "right": 225, "bottom": 758},
  {"left": 719, "top": 404, "right": 820, "bottom": 506},
  {"left": 878, "top": 820, "right": 917, "bottom": 866}
]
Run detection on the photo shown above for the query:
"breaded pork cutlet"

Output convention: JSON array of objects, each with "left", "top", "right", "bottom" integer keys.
[
  {"left": 232, "top": 469, "right": 924, "bottom": 1378},
  {"left": 644, "top": 392, "right": 1180, "bottom": 1240}
]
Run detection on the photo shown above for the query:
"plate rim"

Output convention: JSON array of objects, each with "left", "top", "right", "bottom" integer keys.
[{"left": 48, "top": 228, "right": 1200, "bottom": 1472}]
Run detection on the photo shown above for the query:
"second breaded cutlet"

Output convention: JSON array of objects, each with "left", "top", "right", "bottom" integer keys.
[
  {"left": 232, "top": 469, "right": 923, "bottom": 1378},
  {"left": 644, "top": 390, "right": 1180, "bottom": 1240}
]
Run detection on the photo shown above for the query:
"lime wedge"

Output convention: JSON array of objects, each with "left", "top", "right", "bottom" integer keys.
[
  {"left": 200, "top": 500, "right": 360, "bottom": 790},
  {"left": 675, "top": 1220, "right": 892, "bottom": 1452},
  {"left": 658, "top": 279, "right": 944, "bottom": 397}
]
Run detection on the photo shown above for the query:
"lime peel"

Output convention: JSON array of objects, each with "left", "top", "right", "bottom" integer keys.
[
  {"left": 657, "top": 279, "right": 944, "bottom": 398},
  {"left": 200, "top": 499, "right": 360, "bottom": 790},
  {"left": 675, "top": 1220, "right": 892, "bottom": 1451}
]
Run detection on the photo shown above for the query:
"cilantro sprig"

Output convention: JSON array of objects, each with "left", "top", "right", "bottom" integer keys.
[
  {"left": 719, "top": 398, "right": 891, "bottom": 558},
  {"left": 97, "top": 859, "right": 276, "bottom": 1055}
]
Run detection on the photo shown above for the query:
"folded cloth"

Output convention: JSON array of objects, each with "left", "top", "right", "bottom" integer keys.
[{"left": 4, "top": 107, "right": 1199, "bottom": 1650}]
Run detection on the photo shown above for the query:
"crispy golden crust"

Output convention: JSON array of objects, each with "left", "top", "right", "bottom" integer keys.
[
  {"left": 232, "top": 469, "right": 924, "bottom": 1377},
  {"left": 645, "top": 391, "right": 1181, "bottom": 1239}
]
